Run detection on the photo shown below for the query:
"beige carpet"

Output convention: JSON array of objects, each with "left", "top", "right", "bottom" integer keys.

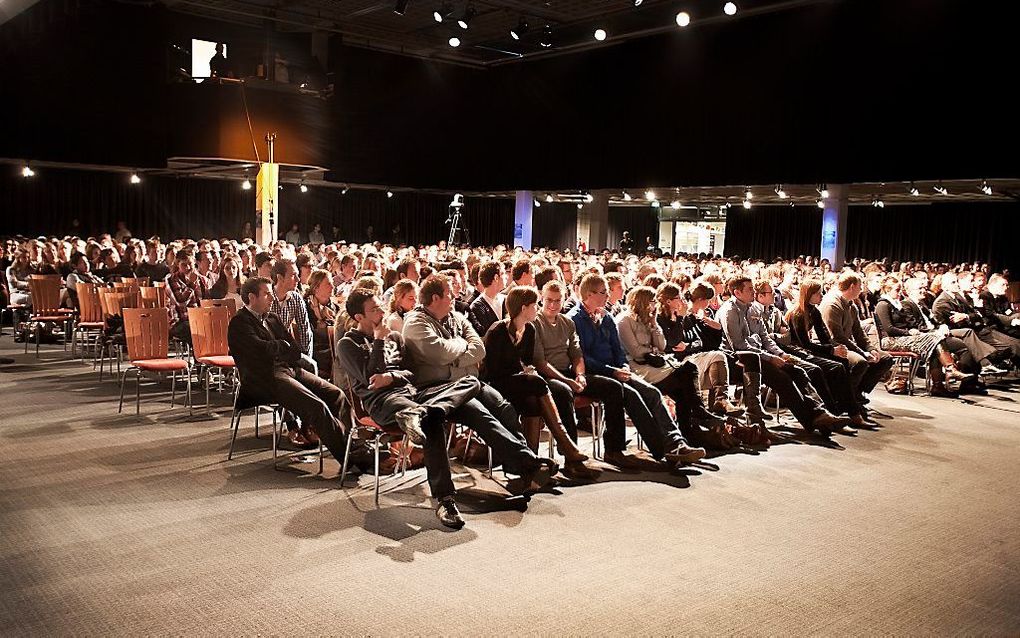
[{"left": 1, "top": 339, "right": 1019, "bottom": 637}]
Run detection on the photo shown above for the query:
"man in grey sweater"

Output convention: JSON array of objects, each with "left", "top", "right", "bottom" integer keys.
[{"left": 402, "top": 273, "right": 558, "bottom": 490}]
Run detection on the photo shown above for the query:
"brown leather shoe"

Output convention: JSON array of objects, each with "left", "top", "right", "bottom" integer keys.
[
  {"left": 665, "top": 443, "right": 707, "bottom": 467},
  {"left": 810, "top": 411, "right": 853, "bottom": 436},
  {"left": 604, "top": 450, "right": 667, "bottom": 472},
  {"left": 562, "top": 460, "right": 602, "bottom": 481}
]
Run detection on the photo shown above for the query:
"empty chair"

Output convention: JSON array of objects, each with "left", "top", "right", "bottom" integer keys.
[
  {"left": 139, "top": 284, "right": 167, "bottom": 309},
  {"left": 24, "top": 275, "right": 73, "bottom": 356},
  {"left": 187, "top": 306, "right": 236, "bottom": 410},
  {"left": 96, "top": 290, "right": 140, "bottom": 380},
  {"left": 200, "top": 297, "right": 237, "bottom": 317},
  {"left": 118, "top": 307, "right": 192, "bottom": 416},
  {"left": 72, "top": 282, "right": 105, "bottom": 361}
]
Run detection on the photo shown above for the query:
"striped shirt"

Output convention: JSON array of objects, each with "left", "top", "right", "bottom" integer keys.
[{"left": 270, "top": 287, "right": 313, "bottom": 357}]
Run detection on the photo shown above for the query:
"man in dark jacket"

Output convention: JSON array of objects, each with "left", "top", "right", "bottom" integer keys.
[{"left": 227, "top": 277, "right": 347, "bottom": 462}]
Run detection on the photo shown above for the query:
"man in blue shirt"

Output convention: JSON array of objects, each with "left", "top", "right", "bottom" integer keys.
[{"left": 568, "top": 273, "right": 705, "bottom": 470}]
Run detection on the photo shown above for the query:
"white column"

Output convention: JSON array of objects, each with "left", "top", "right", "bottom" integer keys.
[
  {"left": 514, "top": 190, "right": 533, "bottom": 250},
  {"left": 820, "top": 184, "right": 848, "bottom": 267}
]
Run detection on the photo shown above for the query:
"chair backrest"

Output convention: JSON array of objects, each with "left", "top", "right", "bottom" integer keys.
[
  {"left": 187, "top": 306, "right": 231, "bottom": 359},
  {"left": 139, "top": 285, "right": 167, "bottom": 309},
  {"left": 122, "top": 307, "right": 170, "bottom": 362},
  {"left": 200, "top": 297, "right": 237, "bottom": 318},
  {"left": 121, "top": 277, "right": 150, "bottom": 287},
  {"left": 112, "top": 283, "right": 138, "bottom": 294},
  {"left": 28, "top": 275, "right": 62, "bottom": 313},
  {"left": 104, "top": 291, "right": 140, "bottom": 318},
  {"left": 75, "top": 282, "right": 104, "bottom": 323}
]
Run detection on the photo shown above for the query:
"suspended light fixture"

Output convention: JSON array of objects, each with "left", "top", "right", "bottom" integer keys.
[
  {"left": 676, "top": 11, "right": 691, "bottom": 27},
  {"left": 394, "top": 0, "right": 410, "bottom": 16},
  {"left": 594, "top": 28, "right": 607, "bottom": 41},
  {"left": 816, "top": 199, "right": 825, "bottom": 209},
  {"left": 510, "top": 16, "right": 528, "bottom": 40},
  {"left": 671, "top": 199, "right": 681, "bottom": 210},
  {"left": 545, "top": 193, "right": 554, "bottom": 203},
  {"left": 744, "top": 187, "right": 753, "bottom": 200},
  {"left": 583, "top": 191, "right": 594, "bottom": 203},
  {"left": 21, "top": 164, "right": 34, "bottom": 178},
  {"left": 457, "top": 4, "right": 476, "bottom": 29},
  {"left": 341, "top": 185, "right": 350, "bottom": 195},
  {"left": 645, "top": 189, "right": 656, "bottom": 201},
  {"left": 909, "top": 182, "right": 920, "bottom": 196},
  {"left": 775, "top": 184, "right": 788, "bottom": 199},
  {"left": 622, "top": 191, "right": 632, "bottom": 201},
  {"left": 743, "top": 199, "right": 752, "bottom": 209},
  {"left": 539, "top": 25, "right": 553, "bottom": 48},
  {"left": 934, "top": 182, "right": 948, "bottom": 195},
  {"left": 980, "top": 180, "right": 993, "bottom": 195},
  {"left": 724, "top": 2, "right": 738, "bottom": 16},
  {"left": 533, "top": 197, "right": 541, "bottom": 208},
  {"left": 241, "top": 177, "right": 252, "bottom": 190},
  {"left": 817, "top": 183, "right": 829, "bottom": 198},
  {"left": 434, "top": 1, "right": 452, "bottom": 22},
  {"left": 387, "top": 190, "right": 394, "bottom": 198},
  {"left": 300, "top": 183, "right": 309, "bottom": 193},
  {"left": 129, "top": 172, "right": 141, "bottom": 184},
  {"left": 449, "top": 36, "right": 461, "bottom": 47}
]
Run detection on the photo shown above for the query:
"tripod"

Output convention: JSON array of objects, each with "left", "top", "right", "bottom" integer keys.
[{"left": 446, "top": 195, "right": 470, "bottom": 246}]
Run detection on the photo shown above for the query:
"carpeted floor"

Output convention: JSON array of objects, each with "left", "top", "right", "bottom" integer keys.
[{"left": 1, "top": 338, "right": 1019, "bottom": 636}]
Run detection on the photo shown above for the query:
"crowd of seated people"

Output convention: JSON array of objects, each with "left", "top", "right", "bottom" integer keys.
[{"left": 2, "top": 231, "right": 1019, "bottom": 529}]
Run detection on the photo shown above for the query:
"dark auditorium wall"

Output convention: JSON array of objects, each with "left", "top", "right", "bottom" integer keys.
[
  {"left": 0, "top": 168, "right": 514, "bottom": 246},
  {"left": 532, "top": 203, "right": 578, "bottom": 250},
  {"left": 609, "top": 207, "right": 660, "bottom": 252},
  {"left": 723, "top": 206, "right": 824, "bottom": 261}
]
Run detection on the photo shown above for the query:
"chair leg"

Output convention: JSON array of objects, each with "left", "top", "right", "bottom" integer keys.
[
  {"left": 170, "top": 370, "right": 177, "bottom": 408},
  {"left": 227, "top": 410, "right": 241, "bottom": 460},
  {"left": 35, "top": 323, "right": 41, "bottom": 357},
  {"left": 186, "top": 366, "right": 193, "bottom": 416},
  {"left": 135, "top": 369, "right": 142, "bottom": 415},
  {"left": 205, "top": 367, "right": 211, "bottom": 411},
  {"left": 272, "top": 408, "right": 280, "bottom": 471},
  {"left": 374, "top": 436, "right": 382, "bottom": 507},
  {"left": 117, "top": 368, "right": 129, "bottom": 413},
  {"left": 338, "top": 421, "right": 356, "bottom": 487},
  {"left": 318, "top": 441, "right": 324, "bottom": 475}
]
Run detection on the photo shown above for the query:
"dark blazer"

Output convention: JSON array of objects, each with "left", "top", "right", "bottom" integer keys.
[
  {"left": 481, "top": 320, "right": 533, "bottom": 383},
  {"left": 931, "top": 291, "right": 985, "bottom": 329},
  {"left": 978, "top": 290, "right": 1018, "bottom": 335},
  {"left": 228, "top": 307, "right": 303, "bottom": 401},
  {"left": 468, "top": 294, "right": 501, "bottom": 337},
  {"left": 788, "top": 306, "right": 837, "bottom": 358}
]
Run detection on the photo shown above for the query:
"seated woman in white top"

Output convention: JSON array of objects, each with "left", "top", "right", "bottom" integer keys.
[
  {"left": 616, "top": 286, "right": 727, "bottom": 446},
  {"left": 385, "top": 279, "right": 418, "bottom": 334},
  {"left": 207, "top": 254, "right": 244, "bottom": 307}
]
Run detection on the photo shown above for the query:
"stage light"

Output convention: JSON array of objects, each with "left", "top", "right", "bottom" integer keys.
[
  {"left": 981, "top": 180, "right": 993, "bottom": 195},
  {"left": 594, "top": 28, "right": 607, "bottom": 41},
  {"left": 934, "top": 182, "right": 948, "bottom": 195},
  {"left": 743, "top": 199, "right": 752, "bottom": 209},
  {"left": 534, "top": 198, "right": 541, "bottom": 208},
  {"left": 510, "top": 16, "right": 528, "bottom": 39},
  {"left": 449, "top": 37, "right": 461, "bottom": 47},
  {"left": 545, "top": 193, "right": 554, "bottom": 203},
  {"left": 744, "top": 187, "right": 753, "bottom": 200},
  {"left": 242, "top": 178, "right": 252, "bottom": 190},
  {"left": 651, "top": 200, "right": 660, "bottom": 208},
  {"left": 300, "top": 183, "right": 308, "bottom": 193},
  {"left": 539, "top": 25, "right": 553, "bottom": 47},
  {"left": 872, "top": 196, "right": 885, "bottom": 208},
  {"left": 671, "top": 199, "right": 681, "bottom": 210},
  {"left": 394, "top": 0, "right": 409, "bottom": 16},
  {"left": 676, "top": 11, "right": 691, "bottom": 27},
  {"left": 909, "top": 182, "right": 920, "bottom": 196},
  {"left": 457, "top": 4, "right": 475, "bottom": 29},
  {"left": 583, "top": 191, "right": 594, "bottom": 203},
  {"left": 577, "top": 203, "right": 583, "bottom": 209},
  {"left": 775, "top": 185, "right": 787, "bottom": 199},
  {"left": 817, "top": 183, "right": 829, "bottom": 198},
  {"left": 645, "top": 189, "right": 656, "bottom": 201},
  {"left": 21, "top": 164, "right": 34, "bottom": 178},
  {"left": 341, "top": 186, "right": 350, "bottom": 195},
  {"left": 622, "top": 191, "right": 632, "bottom": 201},
  {"left": 434, "top": 2, "right": 452, "bottom": 22},
  {"left": 634, "top": 0, "right": 643, "bottom": 6},
  {"left": 724, "top": 2, "right": 737, "bottom": 16},
  {"left": 816, "top": 199, "right": 825, "bottom": 209},
  {"left": 129, "top": 172, "right": 141, "bottom": 184},
  {"left": 387, "top": 190, "right": 394, "bottom": 198}
]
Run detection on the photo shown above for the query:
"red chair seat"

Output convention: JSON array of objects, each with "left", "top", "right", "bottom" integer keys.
[
  {"left": 198, "top": 355, "right": 235, "bottom": 367},
  {"left": 133, "top": 358, "right": 189, "bottom": 371},
  {"left": 573, "top": 396, "right": 595, "bottom": 409},
  {"left": 30, "top": 315, "right": 70, "bottom": 322},
  {"left": 887, "top": 351, "right": 920, "bottom": 359},
  {"left": 78, "top": 321, "right": 105, "bottom": 328}
]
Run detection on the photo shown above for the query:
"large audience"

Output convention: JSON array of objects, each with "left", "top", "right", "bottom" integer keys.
[{"left": 3, "top": 230, "right": 1019, "bottom": 529}]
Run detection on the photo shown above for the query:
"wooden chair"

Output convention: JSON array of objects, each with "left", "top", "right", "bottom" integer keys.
[
  {"left": 72, "top": 282, "right": 105, "bottom": 361},
  {"left": 572, "top": 395, "right": 605, "bottom": 460},
  {"left": 118, "top": 307, "right": 192, "bottom": 416},
  {"left": 121, "top": 277, "right": 149, "bottom": 287},
  {"left": 24, "top": 275, "right": 74, "bottom": 356},
  {"left": 187, "top": 306, "right": 236, "bottom": 410},
  {"left": 96, "top": 290, "right": 140, "bottom": 381},
  {"left": 200, "top": 297, "right": 237, "bottom": 317},
  {"left": 339, "top": 384, "right": 412, "bottom": 506},
  {"left": 139, "top": 285, "right": 167, "bottom": 309}
]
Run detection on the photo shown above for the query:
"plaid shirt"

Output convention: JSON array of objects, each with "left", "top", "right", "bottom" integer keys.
[
  {"left": 166, "top": 272, "right": 207, "bottom": 326},
  {"left": 270, "top": 287, "right": 313, "bottom": 357}
]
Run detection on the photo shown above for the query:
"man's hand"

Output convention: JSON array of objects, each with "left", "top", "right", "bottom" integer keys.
[
  {"left": 833, "top": 344, "right": 849, "bottom": 358},
  {"left": 672, "top": 342, "right": 687, "bottom": 353},
  {"left": 567, "top": 379, "right": 584, "bottom": 393},
  {"left": 950, "top": 311, "right": 968, "bottom": 324},
  {"left": 612, "top": 367, "right": 631, "bottom": 382},
  {"left": 703, "top": 317, "right": 722, "bottom": 330},
  {"left": 908, "top": 328, "right": 919, "bottom": 335},
  {"left": 575, "top": 374, "right": 587, "bottom": 391},
  {"left": 373, "top": 322, "right": 390, "bottom": 340},
  {"left": 1012, "top": 318, "right": 1020, "bottom": 327},
  {"left": 368, "top": 373, "right": 393, "bottom": 390}
]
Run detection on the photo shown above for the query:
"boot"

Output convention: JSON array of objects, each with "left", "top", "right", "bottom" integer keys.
[
  {"left": 677, "top": 370, "right": 726, "bottom": 426},
  {"left": 708, "top": 360, "right": 744, "bottom": 416},
  {"left": 937, "top": 346, "right": 975, "bottom": 387},
  {"left": 742, "top": 371, "right": 773, "bottom": 424},
  {"left": 538, "top": 393, "right": 600, "bottom": 480}
]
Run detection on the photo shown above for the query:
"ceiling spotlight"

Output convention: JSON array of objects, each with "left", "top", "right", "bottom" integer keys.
[
  {"left": 980, "top": 180, "right": 993, "bottom": 195},
  {"left": 577, "top": 203, "right": 583, "bottom": 209},
  {"left": 645, "top": 189, "right": 656, "bottom": 201},
  {"left": 622, "top": 191, "right": 632, "bottom": 201},
  {"left": 671, "top": 199, "right": 681, "bottom": 210},
  {"left": 534, "top": 197, "right": 541, "bottom": 208},
  {"left": 872, "top": 196, "right": 885, "bottom": 208},
  {"left": 434, "top": 1, "right": 452, "bottom": 22},
  {"left": 816, "top": 199, "right": 825, "bottom": 209},
  {"left": 129, "top": 172, "right": 141, "bottom": 184},
  {"left": 299, "top": 183, "right": 308, "bottom": 193},
  {"left": 341, "top": 186, "right": 350, "bottom": 195},
  {"left": 539, "top": 25, "right": 553, "bottom": 47},
  {"left": 744, "top": 187, "right": 753, "bottom": 200},
  {"left": 651, "top": 200, "right": 661, "bottom": 208},
  {"left": 723, "top": 2, "right": 738, "bottom": 16},
  {"left": 21, "top": 164, "right": 34, "bottom": 178},
  {"left": 241, "top": 178, "right": 252, "bottom": 190},
  {"left": 909, "top": 182, "right": 920, "bottom": 196},
  {"left": 934, "top": 182, "right": 948, "bottom": 195},
  {"left": 448, "top": 36, "right": 461, "bottom": 47},
  {"left": 387, "top": 190, "right": 394, "bottom": 198},
  {"left": 675, "top": 11, "right": 691, "bottom": 27},
  {"left": 817, "top": 183, "right": 829, "bottom": 198},
  {"left": 634, "top": 0, "right": 643, "bottom": 5},
  {"left": 775, "top": 184, "right": 788, "bottom": 199},
  {"left": 545, "top": 193, "right": 554, "bottom": 203},
  {"left": 510, "top": 16, "right": 528, "bottom": 40},
  {"left": 743, "top": 199, "right": 752, "bottom": 209},
  {"left": 594, "top": 28, "right": 607, "bottom": 41},
  {"left": 394, "top": 0, "right": 409, "bottom": 16},
  {"left": 583, "top": 191, "right": 594, "bottom": 203},
  {"left": 457, "top": 5, "right": 475, "bottom": 29}
]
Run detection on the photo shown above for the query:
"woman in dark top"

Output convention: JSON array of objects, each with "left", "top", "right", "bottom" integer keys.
[
  {"left": 874, "top": 276, "right": 974, "bottom": 396},
  {"left": 483, "top": 286, "right": 598, "bottom": 480},
  {"left": 303, "top": 269, "right": 340, "bottom": 380}
]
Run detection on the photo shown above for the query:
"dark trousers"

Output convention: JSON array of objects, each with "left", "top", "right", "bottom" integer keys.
[
  {"left": 170, "top": 319, "right": 192, "bottom": 345},
  {"left": 368, "top": 377, "right": 480, "bottom": 500},
  {"left": 942, "top": 335, "right": 978, "bottom": 373},
  {"left": 759, "top": 356, "right": 822, "bottom": 426},
  {"left": 448, "top": 382, "right": 539, "bottom": 476},
  {"left": 272, "top": 367, "right": 348, "bottom": 462},
  {"left": 782, "top": 347, "right": 861, "bottom": 416},
  {"left": 981, "top": 328, "right": 1020, "bottom": 359},
  {"left": 652, "top": 362, "right": 702, "bottom": 441},
  {"left": 950, "top": 328, "right": 997, "bottom": 363}
]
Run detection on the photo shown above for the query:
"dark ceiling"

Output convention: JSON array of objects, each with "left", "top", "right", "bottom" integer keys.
[{"left": 160, "top": 0, "right": 823, "bottom": 66}]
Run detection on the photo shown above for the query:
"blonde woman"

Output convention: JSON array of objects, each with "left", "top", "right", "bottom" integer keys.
[
  {"left": 303, "top": 269, "right": 340, "bottom": 379},
  {"left": 616, "top": 286, "right": 728, "bottom": 446},
  {"left": 385, "top": 279, "right": 418, "bottom": 333}
]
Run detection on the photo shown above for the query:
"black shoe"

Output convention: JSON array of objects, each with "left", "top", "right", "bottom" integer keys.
[
  {"left": 435, "top": 497, "right": 465, "bottom": 529},
  {"left": 519, "top": 458, "right": 558, "bottom": 493},
  {"left": 394, "top": 408, "right": 427, "bottom": 446},
  {"left": 0, "top": 357, "right": 13, "bottom": 365}
]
